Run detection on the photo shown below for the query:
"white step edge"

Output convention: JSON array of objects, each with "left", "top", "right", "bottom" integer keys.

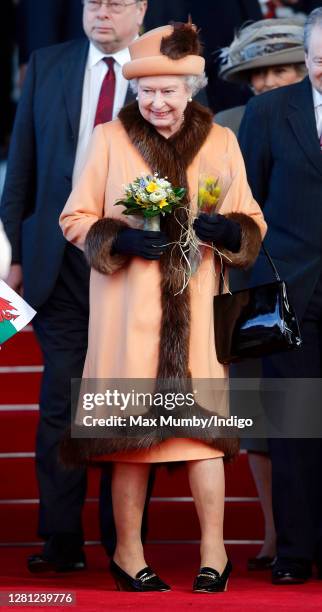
[
  {"left": 0, "top": 366, "right": 43, "bottom": 373},
  {"left": 0, "top": 539, "right": 264, "bottom": 547},
  {"left": 0, "top": 405, "right": 39, "bottom": 411},
  {"left": 0, "top": 452, "right": 35, "bottom": 458},
  {"left": 0, "top": 496, "right": 259, "bottom": 504},
  {"left": 0, "top": 450, "right": 248, "bottom": 458},
  {"left": 148, "top": 539, "right": 264, "bottom": 545}
]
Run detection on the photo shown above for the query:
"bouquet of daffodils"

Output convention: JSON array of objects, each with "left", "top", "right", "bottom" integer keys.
[
  {"left": 198, "top": 176, "right": 221, "bottom": 214},
  {"left": 115, "top": 173, "right": 186, "bottom": 220},
  {"left": 188, "top": 175, "right": 222, "bottom": 275}
]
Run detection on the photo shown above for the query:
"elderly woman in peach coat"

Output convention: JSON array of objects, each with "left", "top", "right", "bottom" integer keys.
[{"left": 60, "top": 24, "right": 266, "bottom": 593}]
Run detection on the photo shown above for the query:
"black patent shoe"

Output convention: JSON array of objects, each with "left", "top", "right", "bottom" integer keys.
[
  {"left": 27, "top": 551, "right": 86, "bottom": 574},
  {"left": 272, "top": 558, "right": 312, "bottom": 585},
  {"left": 193, "top": 559, "right": 232, "bottom": 593},
  {"left": 110, "top": 559, "right": 171, "bottom": 592},
  {"left": 248, "top": 555, "right": 276, "bottom": 571}
]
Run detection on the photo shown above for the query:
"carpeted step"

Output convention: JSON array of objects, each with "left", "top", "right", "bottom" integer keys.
[
  {"left": 0, "top": 372, "right": 42, "bottom": 404},
  {"left": 0, "top": 330, "right": 42, "bottom": 366},
  {"left": 0, "top": 452, "right": 257, "bottom": 500},
  {"left": 0, "top": 410, "right": 39, "bottom": 453},
  {"left": 0, "top": 499, "right": 264, "bottom": 544}
]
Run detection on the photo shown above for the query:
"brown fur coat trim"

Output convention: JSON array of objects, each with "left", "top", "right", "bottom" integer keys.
[
  {"left": 61, "top": 408, "right": 240, "bottom": 467},
  {"left": 84, "top": 217, "right": 129, "bottom": 275},
  {"left": 119, "top": 101, "right": 213, "bottom": 385},
  {"left": 61, "top": 437, "right": 239, "bottom": 467},
  {"left": 221, "top": 212, "right": 262, "bottom": 269}
]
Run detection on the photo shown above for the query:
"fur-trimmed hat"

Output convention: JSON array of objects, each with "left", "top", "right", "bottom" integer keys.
[
  {"left": 122, "top": 23, "right": 205, "bottom": 80},
  {"left": 219, "top": 18, "right": 305, "bottom": 84}
]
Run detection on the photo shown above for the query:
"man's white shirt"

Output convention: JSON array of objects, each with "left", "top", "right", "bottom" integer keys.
[
  {"left": 312, "top": 86, "right": 322, "bottom": 140},
  {"left": 73, "top": 43, "right": 131, "bottom": 185}
]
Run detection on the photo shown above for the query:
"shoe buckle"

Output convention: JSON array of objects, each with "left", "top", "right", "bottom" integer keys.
[
  {"left": 139, "top": 571, "right": 156, "bottom": 583},
  {"left": 197, "top": 571, "right": 218, "bottom": 580}
]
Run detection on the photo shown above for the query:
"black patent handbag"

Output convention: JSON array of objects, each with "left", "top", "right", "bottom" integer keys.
[{"left": 213, "top": 244, "right": 302, "bottom": 365}]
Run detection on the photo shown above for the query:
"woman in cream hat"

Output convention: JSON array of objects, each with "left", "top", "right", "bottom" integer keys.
[
  {"left": 60, "top": 23, "right": 266, "bottom": 593},
  {"left": 216, "top": 18, "right": 307, "bottom": 134}
]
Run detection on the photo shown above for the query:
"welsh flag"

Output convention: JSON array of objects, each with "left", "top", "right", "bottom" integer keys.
[{"left": 0, "top": 280, "right": 36, "bottom": 345}]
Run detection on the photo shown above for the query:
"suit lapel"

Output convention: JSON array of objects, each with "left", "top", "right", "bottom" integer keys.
[
  {"left": 287, "top": 77, "right": 322, "bottom": 178},
  {"left": 61, "top": 39, "right": 89, "bottom": 141}
]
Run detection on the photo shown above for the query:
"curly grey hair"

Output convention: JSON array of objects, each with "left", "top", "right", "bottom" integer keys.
[{"left": 130, "top": 73, "right": 208, "bottom": 97}]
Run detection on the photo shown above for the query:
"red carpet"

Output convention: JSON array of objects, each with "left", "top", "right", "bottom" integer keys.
[
  {"left": 0, "top": 545, "right": 322, "bottom": 611},
  {"left": 1, "top": 325, "right": 322, "bottom": 609}
]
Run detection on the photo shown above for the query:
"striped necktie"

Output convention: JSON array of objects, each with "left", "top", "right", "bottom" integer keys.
[{"left": 94, "top": 57, "right": 116, "bottom": 127}]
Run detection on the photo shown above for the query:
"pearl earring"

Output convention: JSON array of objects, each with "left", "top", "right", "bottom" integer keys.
[
  {"left": 188, "top": 97, "right": 192, "bottom": 102},
  {"left": 136, "top": 96, "right": 139, "bottom": 100}
]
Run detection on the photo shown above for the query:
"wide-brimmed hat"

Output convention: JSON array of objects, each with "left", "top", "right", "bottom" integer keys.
[
  {"left": 122, "top": 23, "right": 205, "bottom": 80},
  {"left": 219, "top": 18, "right": 305, "bottom": 84}
]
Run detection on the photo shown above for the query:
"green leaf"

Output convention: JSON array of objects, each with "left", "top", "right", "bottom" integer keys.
[
  {"left": 143, "top": 209, "right": 160, "bottom": 218},
  {"left": 173, "top": 187, "right": 186, "bottom": 199},
  {"left": 122, "top": 209, "right": 140, "bottom": 216}
]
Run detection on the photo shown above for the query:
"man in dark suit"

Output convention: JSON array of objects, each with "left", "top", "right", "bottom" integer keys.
[
  {"left": 1, "top": 0, "right": 147, "bottom": 572},
  {"left": 239, "top": 7, "right": 322, "bottom": 584}
]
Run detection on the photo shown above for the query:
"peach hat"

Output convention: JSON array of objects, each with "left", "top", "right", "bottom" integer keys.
[{"left": 122, "top": 23, "right": 205, "bottom": 80}]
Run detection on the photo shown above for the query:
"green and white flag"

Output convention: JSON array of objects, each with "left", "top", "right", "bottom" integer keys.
[{"left": 0, "top": 280, "right": 36, "bottom": 345}]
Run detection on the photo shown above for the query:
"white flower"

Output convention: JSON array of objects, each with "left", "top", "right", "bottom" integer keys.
[
  {"left": 149, "top": 189, "right": 167, "bottom": 203},
  {"left": 157, "top": 178, "right": 171, "bottom": 189}
]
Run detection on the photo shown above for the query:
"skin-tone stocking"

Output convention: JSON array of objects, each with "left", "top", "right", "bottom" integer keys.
[
  {"left": 112, "top": 462, "right": 151, "bottom": 577},
  {"left": 187, "top": 457, "right": 227, "bottom": 573}
]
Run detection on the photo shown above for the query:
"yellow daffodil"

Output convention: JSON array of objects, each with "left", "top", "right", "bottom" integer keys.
[
  {"left": 198, "top": 176, "right": 221, "bottom": 211},
  {"left": 158, "top": 199, "right": 168, "bottom": 209},
  {"left": 198, "top": 187, "right": 207, "bottom": 201},
  {"left": 146, "top": 182, "right": 158, "bottom": 193}
]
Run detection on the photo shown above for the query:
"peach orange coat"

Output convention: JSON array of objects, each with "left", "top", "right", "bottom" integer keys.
[{"left": 60, "top": 117, "right": 266, "bottom": 463}]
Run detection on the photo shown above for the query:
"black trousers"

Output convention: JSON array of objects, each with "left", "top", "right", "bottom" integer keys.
[
  {"left": 33, "top": 244, "right": 90, "bottom": 542},
  {"left": 263, "top": 274, "right": 322, "bottom": 562},
  {"left": 33, "top": 244, "right": 152, "bottom": 551}
]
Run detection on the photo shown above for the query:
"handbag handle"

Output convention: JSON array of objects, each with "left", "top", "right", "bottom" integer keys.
[{"left": 218, "top": 242, "right": 281, "bottom": 295}]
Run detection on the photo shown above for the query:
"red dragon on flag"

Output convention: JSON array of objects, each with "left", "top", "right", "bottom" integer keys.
[{"left": 0, "top": 296, "right": 19, "bottom": 323}]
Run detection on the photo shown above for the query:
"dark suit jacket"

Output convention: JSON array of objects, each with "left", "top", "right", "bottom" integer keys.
[
  {"left": 238, "top": 77, "right": 322, "bottom": 321},
  {"left": 0, "top": 38, "right": 134, "bottom": 308}
]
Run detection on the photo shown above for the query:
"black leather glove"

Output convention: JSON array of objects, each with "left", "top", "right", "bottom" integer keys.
[
  {"left": 193, "top": 212, "right": 241, "bottom": 252},
  {"left": 112, "top": 228, "right": 169, "bottom": 260}
]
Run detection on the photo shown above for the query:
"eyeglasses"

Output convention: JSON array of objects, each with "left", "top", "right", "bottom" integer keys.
[{"left": 83, "top": 0, "right": 138, "bottom": 14}]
